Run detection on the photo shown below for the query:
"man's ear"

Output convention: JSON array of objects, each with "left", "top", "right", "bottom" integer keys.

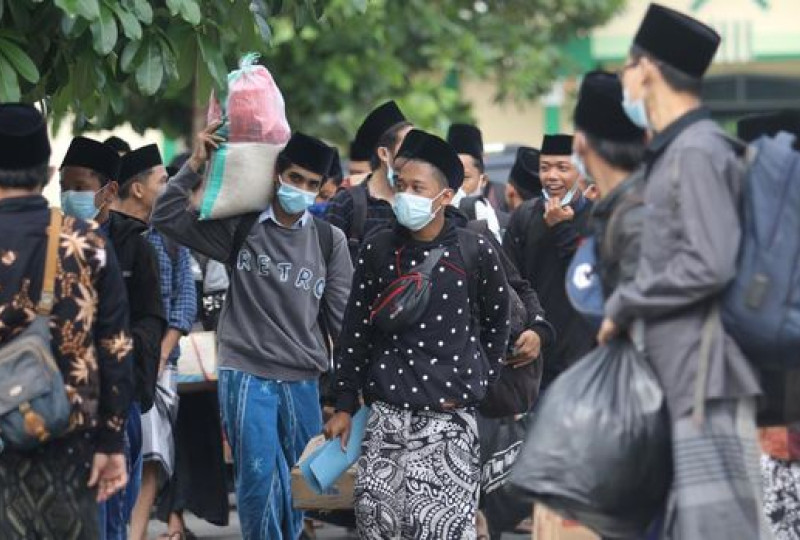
[
  {"left": 440, "top": 188, "right": 454, "bottom": 207},
  {"left": 105, "top": 181, "right": 119, "bottom": 201},
  {"left": 131, "top": 180, "right": 145, "bottom": 199},
  {"left": 376, "top": 146, "right": 391, "bottom": 166}
]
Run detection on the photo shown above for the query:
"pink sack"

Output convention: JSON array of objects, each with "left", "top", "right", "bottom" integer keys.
[{"left": 207, "top": 53, "right": 291, "bottom": 144}]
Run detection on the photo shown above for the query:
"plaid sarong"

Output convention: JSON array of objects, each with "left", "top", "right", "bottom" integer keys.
[{"left": 664, "top": 398, "right": 771, "bottom": 539}]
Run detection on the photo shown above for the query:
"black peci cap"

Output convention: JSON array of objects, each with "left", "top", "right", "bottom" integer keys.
[
  {"left": 353, "top": 101, "right": 407, "bottom": 157},
  {"left": 328, "top": 146, "right": 344, "bottom": 183},
  {"left": 574, "top": 71, "right": 646, "bottom": 142},
  {"left": 104, "top": 136, "right": 131, "bottom": 155},
  {"left": 509, "top": 146, "right": 541, "bottom": 200},
  {"left": 281, "top": 133, "right": 336, "bottom": 177},
  {"left": 446, "top": 123, "right": 484, "bottom": 163},
  {"left": 348, "top": 138, "right": 371, "bottom": 162},
  {"left": 0, "top": 103, "right": 51, "bottom": 170},
  {"left": 541, "top": 134, "right": 574, "bottom": 156},
  {"left": 61, "top": 136, "right": 121, "bottom": 182},
  {"left": 633, "top": 3, "right": 720, "bottom": 78},
  {"left": 396, "top": 129, "right": 464, "bottom": 190},
  {"left": 119, "top": 144, "right": 163, "bottom": 184}
]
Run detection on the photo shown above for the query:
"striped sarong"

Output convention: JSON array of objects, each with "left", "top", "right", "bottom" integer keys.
[{"left": 664, "top": 398, "right": 771, "bottom": 539}]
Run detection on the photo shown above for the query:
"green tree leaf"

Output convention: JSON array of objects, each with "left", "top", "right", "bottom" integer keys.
[
  {"left": 197, "top": 33, "right": 227, "bottom": 90},
  {"left": 90, "top": 3, "right": 117, "bottom": 55},
  {"left": 135, "top": 39, "right": 163, "bottom": 96},
  {"left": 165, "top": 0, "right": 181, "bottom": 17},
  {"left": 54, "top": 0, "right": 100, "bottom": 20},
  {"left": 0, "top": 55, "right": 20, "bottom": 101},
  {"left": 129, "top": 0, "right": 152, "bottom": 24},
  {"left": 0, "top": 38, "right": 39, "bottom": 83},
  {"left": 179, "top": 0, "right": 201, "bottom": 26},
  {"left": 110, "top": 3, "right": 142, "bottom": 40},
  {"left": 120, "top": 39, "right": 140, "bottom": 73}
]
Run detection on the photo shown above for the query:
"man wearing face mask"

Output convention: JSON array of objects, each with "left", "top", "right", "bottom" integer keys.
[
  {"left": 151, "top": 127, "right": 353, "bottom": 540},
  {"left": 325, "top": 129, "right": 510, "bottom": 539},
  {"left": 114, "top": 145, "right": 197, "bottom": 540},
  {"left": 61, "top": 137, "right": 167, "bottom": 540},
  {"left": 572, "top": 71, "right": 647, "bottom": 298},
  {"left": 597, "top": 5, "right": 766, "bottom": 539},
  {"left": 504, "top": 134, "right": 595, "bottom": 389},
  {"left": 324, "top": 101, "right": 413, "bottom": 262},
  {"left": 308, "top": 146, "right": 344, "bottom": 218},
  {"left": 447, "top": 123, "right": 508, "bottom": 243}
]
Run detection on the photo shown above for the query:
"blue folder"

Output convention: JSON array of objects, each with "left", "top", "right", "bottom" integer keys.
[{"left": 300, "top": 406, "right": 370, "bottom": 495}]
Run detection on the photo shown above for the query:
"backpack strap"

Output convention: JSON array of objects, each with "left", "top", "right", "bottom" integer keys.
[
  {"left": 349, "top": 183, "right": 369, "bottom": 248},
  {"left": 229, "top": 212, "right": 260, "bottom": 266},
  {"left": 456, "top": 227, "right": 482, "bottom": 324},
  {"left": 313, "top": 216, "right": 334, "bottom": 265},
  {"left": 38, "top": 209, "right": 62, "bottom": 316},
  {"left": 459, "top": 196, "right": 479, "bottom": 222}
]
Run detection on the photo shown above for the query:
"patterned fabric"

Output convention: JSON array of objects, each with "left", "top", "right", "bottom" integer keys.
[
  {"left": 218, "top": 368, "right": 322, "bottom": 540},
  {"left": 333, "top": 221, "right": 510, "bottom": 414},
  {"left": 762, "top": 455, "right": 800, "bottom": 539},
  {"left": 141, "top": 365, "right": 179, "bottom": 476},
  {"left": 324, "top": 180, "right": 396, "bottom": 252},
  {"left": 0, "top": 431, "right": 99, "bottom": 540},
  {"left": 0, "top": 196, "right": 133, "bottom": 453},
  {"left": 145, "top": 229, "right": 196, "bottom": 358},
  {"left": 354, "top": 401, "right": 480, "bottom": 540},
  {"left": 664, "top": 398, "right": 771, "bottom": 540}
]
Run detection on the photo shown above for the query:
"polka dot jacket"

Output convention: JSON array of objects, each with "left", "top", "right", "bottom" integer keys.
[{"left": 333, "top": 220, "right": 511, "bottom": 414}]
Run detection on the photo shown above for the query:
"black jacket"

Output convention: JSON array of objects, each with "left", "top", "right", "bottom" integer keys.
[
  {"left": 503, "top": 193, "right": 595, "bottom": 387},
  {"left": 591, "top": 171, "right": 646, "bottom": 297},
  {"left": 105, "top": 212, "right": 166, "bottom": 413},
  {"left": 446, "top": 206, "right": 555, "bottom": 349},
  {"left": 334, "top": 219, "right": 511, "bottom": 414}
]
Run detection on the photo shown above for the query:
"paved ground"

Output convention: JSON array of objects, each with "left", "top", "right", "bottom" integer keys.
[{"left": 148, "top": 511, "right": 532, "bottom": 539}]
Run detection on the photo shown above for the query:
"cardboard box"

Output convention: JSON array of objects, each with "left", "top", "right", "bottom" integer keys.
[
  {"left": 291, "top": 435, "right": 356, "bottom": 511},
  {"left": 533, "top": 504, "right": 599, "bottom": 540}
]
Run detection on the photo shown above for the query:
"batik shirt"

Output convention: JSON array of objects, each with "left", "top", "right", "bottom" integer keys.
[{"left": 0, "top": 196, "right": 133, "bottom": 453}]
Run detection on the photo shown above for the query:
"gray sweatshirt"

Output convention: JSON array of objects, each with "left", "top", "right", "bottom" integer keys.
[{"left": 151, "top": 165, "right": 353, "bottom": 381}]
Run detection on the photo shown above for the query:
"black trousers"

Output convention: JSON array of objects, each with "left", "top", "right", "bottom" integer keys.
[{"left": 0, "top": 431, "right": 99, "bottom": 540}]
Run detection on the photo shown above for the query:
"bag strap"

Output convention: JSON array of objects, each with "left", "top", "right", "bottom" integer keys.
[
  {"left": 692, "top": 303, "right": 719, "bottom": 427},
  {"left": 349, "top": 183, "right": 369, "bottom": 245},
  {"left": 229, "top": 212, "right": 260, "bottom": 266},
  {"left": 459, "top": 196, "right": 479, "bottom": 222},
  {"left": 38, "top": 209, "right": 62, "bottom": 316},
  {"left": 456, "top": 227, "right": 481, "bottom": 324},
  {"left": 313, "top": 216, "right": 334, "bottom": 265},
  {"left": 413, "top": 247, "right": 445, "bottom": 276}
]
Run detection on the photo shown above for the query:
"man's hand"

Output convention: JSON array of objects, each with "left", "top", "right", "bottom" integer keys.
[
  {"left": 188, "top": 121, "right": 225, "bottom": 173},
  {"left": 544, "top": 197, "right": 575, "bottom": 227},
  {"left": 507, "top": 330, "right": 541, "bottom": 368},
  {"left": 323, "top": 411, "right": 352, "bottom": 451},
  {"left": 88, "top": 452, "right": 128, "bottom": 503},
  {"left": 597, "top": 317, "right": 619, "bottom": 345}
]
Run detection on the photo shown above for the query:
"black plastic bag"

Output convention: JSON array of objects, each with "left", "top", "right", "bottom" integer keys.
[
  {"left": 477, "top": 414, "right": 532, "bottom": 535},
  {"left": 509, "top": 338, "right": 671, "bottom": 539}
]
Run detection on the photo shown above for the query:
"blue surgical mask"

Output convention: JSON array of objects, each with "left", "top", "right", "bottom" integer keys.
[
  {"left": 61, "top": 190, "right": 99, "bottom": 221},
  {"left": 393, "top": 191, "right": 445, "bottom": 231},
  {"left": 308, "top": 201, "right": 330, "bottom": 217},
  {"left": 277, "top": 177, "right": 316, "bottom": 215},
  {"left": 622, "top": 88, "right": 650, "bottom": 130},
  {"left": 570, "top": 152, "right": 590, "bottom": 181}
]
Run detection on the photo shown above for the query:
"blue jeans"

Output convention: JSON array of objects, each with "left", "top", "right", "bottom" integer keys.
[
  {"left": 98, "top": 402, "right": 143, "bottom": 540},
  {"left": 218, "top": 369, "right": 322, "bottom": 540}
]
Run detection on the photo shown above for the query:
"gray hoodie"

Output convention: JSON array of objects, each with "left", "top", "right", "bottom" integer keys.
[{"left": 151, "top": 165, "right": 353, "bottom": 381}]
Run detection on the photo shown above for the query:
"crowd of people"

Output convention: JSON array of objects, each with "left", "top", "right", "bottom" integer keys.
[{"left": 0, "top": 2, "right": 799, "bottom": 540}]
